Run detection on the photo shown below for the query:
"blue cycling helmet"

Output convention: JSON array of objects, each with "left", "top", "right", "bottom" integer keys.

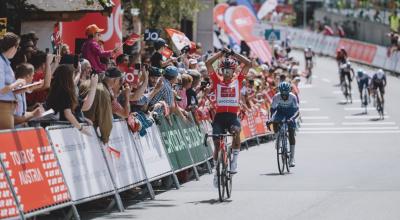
[
  {"left": 164, "top": 66, "right": 179, "bottom": 77},
  {"left": 278, "top": 82, "right": 291, "bottom": 95}
]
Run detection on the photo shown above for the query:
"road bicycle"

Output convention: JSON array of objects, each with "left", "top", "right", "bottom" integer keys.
[
  {"left": 267, "top": 120, "right": 291, "bottom": 175},
  {"left": 204, "top": 133, "right": 234, "bottom": 202},
  {"left": 361, "top": 85, "right": 369, "bottom": 114},
  {"left": 375, "top": 89, "right": 384, "bottom": 119},
  {"left": 341, "top": 75, "right": 352, "bottom": 103}
]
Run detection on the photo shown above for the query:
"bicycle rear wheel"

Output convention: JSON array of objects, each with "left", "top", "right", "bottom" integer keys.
[
  {"left": 276, "top": 135, "right": 285, "bottom": 175},
  {"left": 217, "top": 151, "right": 226, "bottom": 202},
  {"left": 225, "top": 148, "right": 233, "bottom": 198},
  {"left": 376, "top": 93, "right": 384, "bottom": 119},
  {"left": 281, "top": 135, "right": 290, "bottom": 173}
]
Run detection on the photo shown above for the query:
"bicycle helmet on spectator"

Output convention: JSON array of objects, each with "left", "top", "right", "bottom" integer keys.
[
  {"left": 219, "top": 58, "right": 237, "bottom": 69},
  {"left": 278, "top": 82, "right": 291, "bottom": 95}
]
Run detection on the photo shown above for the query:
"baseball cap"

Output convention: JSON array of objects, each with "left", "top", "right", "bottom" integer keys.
[
  {"left": 164, "top": 66, "right": 179, "bottom": 77},
  {"left": 149, "top": 66, "right": 162, "bottom": 77},
  {"left": 105, "top": 67, "right": 123, "bottom": 78},
  {"left": 85, "top": 24, "right": 104, "bottom": 36}
]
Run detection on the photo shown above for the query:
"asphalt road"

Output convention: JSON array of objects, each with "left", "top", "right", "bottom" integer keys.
[{"left": 89, "top": 51, "right": 400, "bottom": 220}]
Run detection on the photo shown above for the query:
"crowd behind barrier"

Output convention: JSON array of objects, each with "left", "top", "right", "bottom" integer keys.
[
  {"left": 0, "top": 107, "right": 273, "bottom": 219},
  {"left": 277, "top": 26, "right": 400, "bottom": 74},
  {"left": 0, "top": 21, "right": 305, "bottom": 219}
]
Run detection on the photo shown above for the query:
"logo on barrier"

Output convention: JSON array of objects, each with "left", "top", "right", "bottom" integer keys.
[{"left": 0, "top": 128, "right": 70, "bottom": 215}]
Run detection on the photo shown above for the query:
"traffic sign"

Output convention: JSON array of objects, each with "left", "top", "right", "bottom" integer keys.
[{"left": 265, "top": 29, "right": 280, "bottom": 41}]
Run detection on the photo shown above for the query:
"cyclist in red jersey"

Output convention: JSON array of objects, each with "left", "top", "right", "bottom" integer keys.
[{"left": 205, "top": 48, "right": 251, "bottom": 185}]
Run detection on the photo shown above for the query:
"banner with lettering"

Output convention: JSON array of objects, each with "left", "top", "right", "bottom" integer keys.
[
  {"left": 46, "top": 125, "right": 115, "bottom": 201},
  {"left": 174, "top": 115, "right": 211, "bottom": 164},
  {"left": 132, "top": 126, "right": 172, "bottom": 180},
  {"left": 0, "top": 159, "right": 19, "bottom": 218},
  {"left": 158, "top": 115, "right": 193, "bottom": 171},
  {"left": 101, "top": 120, "right": 147, "bottom": 189},
  {"left": 0, "top": 128, "right": 70, "bottom": 214}
]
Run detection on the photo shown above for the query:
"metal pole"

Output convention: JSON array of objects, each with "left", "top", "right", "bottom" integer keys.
[{"left": 303, "top": 0, "right": 307, "bottom": 28}]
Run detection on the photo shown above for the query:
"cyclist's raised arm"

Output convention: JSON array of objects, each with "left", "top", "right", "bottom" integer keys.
[
  {"left": 232, "top": 52, "right": 251, "bottom": 75},
  {"left": 205, "top": 51, "right": 224, "bottom": 74}
]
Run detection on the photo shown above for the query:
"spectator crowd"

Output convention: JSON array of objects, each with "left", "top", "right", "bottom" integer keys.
[{"left": 0, "top": 23, "right": 303, "bottom": 144}]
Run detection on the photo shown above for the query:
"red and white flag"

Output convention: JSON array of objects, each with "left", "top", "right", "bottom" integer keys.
[
  {"left": 107, "top": 146, "right": 121, "bottom": 159},
  {"left": 165, "top": 28, "right": 191, "bottom": 51},
  {"left": 257, "top": 0, "right": 278, "bottom": 20},
  {"left": 161, "top": 47, "right": 174, "bottom": 59},
  {"left": 124, "top": 33, "right": 141, "bottom": 46}
]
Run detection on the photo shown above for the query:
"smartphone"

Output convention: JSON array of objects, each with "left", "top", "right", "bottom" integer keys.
[
  {"left": 73, "top": 54, "right": 80, "bottom": 69},
  {"left": 134, "top": 63, "right": 141, "bottom": 70}
]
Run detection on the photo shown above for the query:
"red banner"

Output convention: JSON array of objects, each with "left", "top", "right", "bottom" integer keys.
[
  {"left": 0, "top": 128, "right": 70, "bottom": 214},
  {"left": 0, "top": 165, "right": 18, "bottom": 218},
  {"left": 60, "top": 0, "right": 122, "bottom": 53}
]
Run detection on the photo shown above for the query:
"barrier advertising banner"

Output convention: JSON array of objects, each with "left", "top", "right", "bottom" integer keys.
[
  {"left": 133, "top": 126, "right": 172, "bottom": 180},
  {"left": 102, "top": 121, "right": 147, "bottom": 189},
  {"left": 158, "top": 115, "right": 193, "bottom": 171},
  {"left": 174, "top": 116, "right": 210, "bottom": 164},
  {"left": 0, "top": 128, "right": 70, "bottom": 214},
  {"left": 0, "top": 162, "right": 19, "bottom": 219},
  {"left": 46, "top": 126, "right": 115, "bottom": 201}
]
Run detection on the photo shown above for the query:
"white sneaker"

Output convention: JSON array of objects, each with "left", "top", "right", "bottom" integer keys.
[
  {"left": 213, "top": 174, "right": 218, "bottom": 188},
  {"left": 230, "top": 160, "right": 238, "bottom": 174},
  {"left": 289, "top": 158, "right": 296, "bottom": 167}
]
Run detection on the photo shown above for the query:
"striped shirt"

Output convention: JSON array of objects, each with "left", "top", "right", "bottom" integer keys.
[{"left": 148, "top": 78, "right": 174, "bottom": 107}]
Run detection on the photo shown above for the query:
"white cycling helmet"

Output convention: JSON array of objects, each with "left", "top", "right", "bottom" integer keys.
[{"left": 377, "top": 69, "right": 385, "bottom": 79}]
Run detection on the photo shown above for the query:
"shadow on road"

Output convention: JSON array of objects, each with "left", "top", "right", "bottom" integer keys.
[
  {"left": 369, "top": 118, "right": 383, "bottom": 121},
  {"left": 337, "top": 101, "right": 350, "bottom": 105},
  {"left": 188, "top": 199, "right": 232, "bottom": 205},
  {"left": 260, "top": 173, "right": 283, "bottom": 176},
  {"left": 352, "top": 112, "right": 367, "bottom": 116}
]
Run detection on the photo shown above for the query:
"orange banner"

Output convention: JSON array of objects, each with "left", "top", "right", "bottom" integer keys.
[{"left": 0, "top": 128, "right": 70, "bottom": 214}]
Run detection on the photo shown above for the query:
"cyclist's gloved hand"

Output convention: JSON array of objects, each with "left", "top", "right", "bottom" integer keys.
[{"left": 287, "top": 118, "right": 295, "bottom": 124}]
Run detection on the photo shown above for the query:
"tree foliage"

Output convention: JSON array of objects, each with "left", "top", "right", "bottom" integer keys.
[{"left": 128, "top": 0, "right": 207, "bottom": 29}]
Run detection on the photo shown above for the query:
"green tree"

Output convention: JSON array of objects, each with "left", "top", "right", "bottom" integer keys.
[{"left": 127, "top": 0, "right": 206, "bottom": 29}]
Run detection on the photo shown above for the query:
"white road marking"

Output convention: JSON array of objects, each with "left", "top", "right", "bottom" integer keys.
[
  {"left": 341, "top": 122, "right": 396, "bottom": 126},
  {"left": 340, "top": 99, "right": 361, "bottom": 103},
  {"left": 300, "top": 126, "right": 399, "bottom": 131},
  {"left": 300, "top": 100, "right": 308, "bottom": 104},
  {"left": 300, "top": 108, "right": 321, "bottom": 112},
  {"left": 301, "top": 122, "right": 335, "bottom": 126},
  {"left": 302, "top": 116, "right": 330, "bottom": 120},
  {"left": 298, "top": 130, "right": 400, "bottom": 134},
  {"left": 344, "top": 107, "right": 380, "bottom": 111},
  {"left": 298, "top": 84, "right": 314, "bottom": 89},
  {"left": 344, "top": 115, "right": 390, "bottom": 119},
  {"left": 322, "top": 78, "right": 331, "bottom": 83}
]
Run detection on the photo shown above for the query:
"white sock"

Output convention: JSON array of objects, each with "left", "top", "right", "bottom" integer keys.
[{"left": 232, "top": 149, "right": 240, "bottom": 163}]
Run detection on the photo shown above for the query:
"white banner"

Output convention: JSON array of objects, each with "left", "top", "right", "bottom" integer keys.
[
  {"left": 46, "top": 126, "right": 115, "bottom": 201},
  {"left": 132, "top": 126, "right": 172, "bottom": 180},
  {"left": 103, "top": 121, "right": 147, "bottom": 189}
]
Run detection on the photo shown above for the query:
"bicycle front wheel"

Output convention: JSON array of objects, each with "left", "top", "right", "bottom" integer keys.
[
  {"left": 225, "top": 148, "right": 232, "bottom": 199},
  {"left": 217, "top": 151, "right": 226, "bottom": 202},
  {"left": 276, "top": 135, "right": 285, "bottom": 175}
]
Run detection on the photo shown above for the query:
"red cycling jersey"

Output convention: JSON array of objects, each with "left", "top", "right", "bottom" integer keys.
[{"left": 210, "top": 70, "right": 245, "bottom": 114}]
